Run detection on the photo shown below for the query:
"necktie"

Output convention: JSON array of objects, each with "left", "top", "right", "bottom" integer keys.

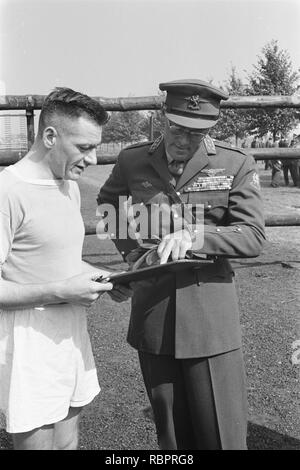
[{"left": 168, "top": 160, "right": 185, "bottom": 176}]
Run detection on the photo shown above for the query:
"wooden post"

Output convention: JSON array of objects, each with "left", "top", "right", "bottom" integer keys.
[
  {"left": 26, "top": 109, "right": 35, "bottom": 150},
  {"left": 149, "top": 112, "right": 154, "bottom": 141}
]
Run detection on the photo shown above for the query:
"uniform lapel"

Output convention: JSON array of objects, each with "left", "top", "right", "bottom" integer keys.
[
  {"left": 147, "top": 138, "right": 174, "bottom": 187},
  {"left": 175, "top": 141, "right": 209, "bottom": 190}
]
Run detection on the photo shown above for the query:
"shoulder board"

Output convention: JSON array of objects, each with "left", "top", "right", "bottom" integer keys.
[
  {"left": 122, "top": 140, "right": 152, "bottom": 151},
  {"left": 214, "top": 140, "right": 248, "bottom": 156},
  {"left": 148, "top": 134, "right": 164, "bottom": 154},
  {"left": 203, "top": 135, "right": 216, "bottom": 155}
]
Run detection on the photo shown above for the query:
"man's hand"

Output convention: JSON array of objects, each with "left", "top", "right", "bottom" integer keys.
[
  {"left": 157, "top": 229, "right": 192, "bottom": 264},
  {"left": 107, "top": 283, "right": 133, "bottom": 303},
  {"left": 58, "top": 272, "right": 113, "bottom": 307}
]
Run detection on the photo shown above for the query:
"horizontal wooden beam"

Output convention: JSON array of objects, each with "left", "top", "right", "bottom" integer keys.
[
  {"left": 84, "top": 214, "right": 300, "bottom": 236},
  {"left": 1, "top": 94, "right": 300, "bottom": 111},
  {"left": 1, "top": 147, "right": 300, "bottom": 166},
  {"left": 245, "top": 147, "right": 300, "bottom": 160}
]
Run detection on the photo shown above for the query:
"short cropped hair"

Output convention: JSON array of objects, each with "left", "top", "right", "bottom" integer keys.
[{"left": 38, "top": 87, "right": 110, "bottom": 136}]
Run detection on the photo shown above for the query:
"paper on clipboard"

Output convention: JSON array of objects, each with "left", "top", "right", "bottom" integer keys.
[{"left": 95, "top": 259, "right": 212, "bottom": 285}]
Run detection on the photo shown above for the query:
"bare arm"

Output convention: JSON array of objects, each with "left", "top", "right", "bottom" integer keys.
[
  {"left": 81, "top": 260, "right": 110, "bottom": 277},
  {"left": 0, "top": 272, "right": 113, "bottom": 310}
]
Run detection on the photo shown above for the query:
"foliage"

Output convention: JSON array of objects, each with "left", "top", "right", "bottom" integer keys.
[
  {"left": 245, "top": 40, "right": 299, "bottom": 138},
  {"left": 210, "top": 67, "right": 249, "bottom": 143},
  {"left": 102, "top": 110, "right": 149, "bottom": 143},
  {"left": 102, "top": 42, "right": 299, "bottom": 145},
  {"left": 139, "top": 110, "right": 165, "bottom": 140}
]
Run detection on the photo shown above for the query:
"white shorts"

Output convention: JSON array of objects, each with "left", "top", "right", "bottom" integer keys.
[{"left": 0, "top": 304, "right": 100, "bottom": 433}]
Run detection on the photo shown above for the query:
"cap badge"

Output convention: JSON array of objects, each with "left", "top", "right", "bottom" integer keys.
[{"left": 185, "top": 95, "right": 201, "bottom": 110}]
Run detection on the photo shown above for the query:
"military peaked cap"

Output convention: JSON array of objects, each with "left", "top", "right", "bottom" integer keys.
[{"left": 159, "top": 79, "right": 229, "bottom": 129}]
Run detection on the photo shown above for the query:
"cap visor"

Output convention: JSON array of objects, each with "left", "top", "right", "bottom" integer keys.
[{"left": 166, "top": 112, "right": 216, "bottom": 129}]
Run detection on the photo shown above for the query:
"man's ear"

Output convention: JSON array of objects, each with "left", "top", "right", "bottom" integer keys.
[{"left": 43, "top": 126, "right": 57, "bottom": 149}]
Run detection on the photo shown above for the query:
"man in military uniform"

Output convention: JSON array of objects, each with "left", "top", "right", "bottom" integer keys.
[{"left": 97, "top": 80, "right": 265, "bottom": 450}]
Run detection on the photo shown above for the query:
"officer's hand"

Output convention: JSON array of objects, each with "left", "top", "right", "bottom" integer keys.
[
  {"left": 157, "top": 229, "right": 192, "bottom": 264},
  {"left": 107, "top": 283, "right": 133, "bottom": 303},
  {"left": 59, "top": 272, "right": 113, "bottom": 307}
]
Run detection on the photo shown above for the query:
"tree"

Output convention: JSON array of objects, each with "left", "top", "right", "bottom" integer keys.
[
  {"left": 139, "top": 109, "right": 165, "bottom": 140},
  {"left": 245, "top": 40, "right": 300, "bottom": 139},
  {"left": 102, "top": 110, "right": 148, "bottom": 143},
  {"left": 210, "top": 67, "right": 249, "bottom": 144},
  {"left": 139, "top": 90, "right": 166, "bottom": 140}
]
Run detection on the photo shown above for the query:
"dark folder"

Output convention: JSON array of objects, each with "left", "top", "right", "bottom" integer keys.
[{"left": 95, "top": 259, "right": 211, "bottom": 285}]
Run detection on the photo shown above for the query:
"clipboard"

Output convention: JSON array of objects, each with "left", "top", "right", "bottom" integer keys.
[{"left": 95, "top": 259, "right": 212, "bottom": 285}]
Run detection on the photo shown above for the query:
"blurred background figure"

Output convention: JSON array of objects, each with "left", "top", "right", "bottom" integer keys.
[
  {"left": 283, "top": 137, "right": 300, "bottom": 187},
  {"left": 264, "top": 137, "right": 274, "bottom": 170},
  {"left": 251, "top": 136, "right": 259, "bottom": 148}
]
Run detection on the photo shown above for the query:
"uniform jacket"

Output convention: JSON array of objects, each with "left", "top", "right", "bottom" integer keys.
[{"left": 97, "top": 136, "right": 265, "bottom": 358}]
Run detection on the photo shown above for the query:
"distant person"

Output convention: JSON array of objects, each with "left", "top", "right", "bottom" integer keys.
[
  {"left": 0, "top": 87, "right": 132, "bottom": 450},
  {"left": 270, "top": 159, "right": 282, "bottom": 187},
  {"left": 258, "top": 137, "right": 264, "bottom": 148},
  {"left": 270, "top": 137, "right": 283, "bottom": 187},
  {"left": 283, "top": 138, "right": 300, "bottom": 187},
  {"left": 264, "top": 137, "right": 274, "bottom": 170},
  {"left": 279, "top": 137, "right": 289, "bottom": 149},
  {"left": 251, "top": 136, "right": 259, "bottom": 148}
]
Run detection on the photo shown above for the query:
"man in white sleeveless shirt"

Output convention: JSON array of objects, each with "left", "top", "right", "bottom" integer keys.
[{"left": 0, "top": 87, "right": 131, "bottom": 449}]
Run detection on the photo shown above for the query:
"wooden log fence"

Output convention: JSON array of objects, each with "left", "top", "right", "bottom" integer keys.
[
  {"left": 1, "top": 94, "right": 300, "bottom": 111},
  {"left": 1, "top": 93, "right": 300, "bottom": 227},
  {"left": 1, "top": 147, "right": 300, "bottom": 167},
  {"left": 1, "top": 93, "right": 300, "bottom": 158}
]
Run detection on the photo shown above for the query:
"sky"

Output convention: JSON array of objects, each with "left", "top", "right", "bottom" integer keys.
[{"left": 0, "top": 0, "right": 300, "bottom": 98}]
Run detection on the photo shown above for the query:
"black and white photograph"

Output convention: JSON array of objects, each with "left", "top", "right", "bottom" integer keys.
[{"left": 0, "top": 0, "right": 299, "bottom": 454}]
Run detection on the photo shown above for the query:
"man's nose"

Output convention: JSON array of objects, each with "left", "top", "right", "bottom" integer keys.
[
  {"left": 176, "top": 132, "right": 190, "bottom": 145},
  {"left": 84, "top": 149, "right": 97, "bottom": 166}
]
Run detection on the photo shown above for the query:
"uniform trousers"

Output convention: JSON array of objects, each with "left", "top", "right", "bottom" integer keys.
[
  {"left": 282, "top": 161, "right": 299, "bottom": 186},
  {"left": 138, "top": 348, "right": 248, "bottom": 450}
]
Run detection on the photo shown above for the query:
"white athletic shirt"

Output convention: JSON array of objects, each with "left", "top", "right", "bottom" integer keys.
[
  {"left": 0, "top": 166, "right": 100, "bottom": 433},
  {"left": 0, "top": 165, "right": 85, "bottom": 284}
]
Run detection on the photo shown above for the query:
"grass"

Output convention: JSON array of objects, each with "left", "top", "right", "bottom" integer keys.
[{"left": 0, "top": 161, "right": 299, "bottom": 450}]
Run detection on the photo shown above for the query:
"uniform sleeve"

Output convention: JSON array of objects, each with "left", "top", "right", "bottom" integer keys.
[
  {"left": 192, "top": 155, "right": 266, "bottom": 258},
  {"left": 97, "top": 154, "right": 139, "bottom": 260}
]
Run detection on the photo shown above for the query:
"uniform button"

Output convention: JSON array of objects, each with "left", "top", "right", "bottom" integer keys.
[
  {"left": 207, "top": 204, "right": 212, "bottom": 209},
  {"left": 174, "top": 213, "right": 179, "bottom": 219},
  {"left": 216, "top": 228, "right": 221, "bottom": 232},
  {"left": 176, "top": 191, "right": 181, "bottom": 195},
  {"left": 111, "top": 233, "right": 115, "bottom": 237},
  {"left": 121, "top": 251, "right": 125, "bottom": 255}
]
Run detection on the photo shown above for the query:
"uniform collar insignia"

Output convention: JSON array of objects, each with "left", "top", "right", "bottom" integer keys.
[
  {"left": 148, "top": 134, "right": 164, "bottom": 154},
  {"left": 200, "top": 168, "right": 226, "bottom": 176}
]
